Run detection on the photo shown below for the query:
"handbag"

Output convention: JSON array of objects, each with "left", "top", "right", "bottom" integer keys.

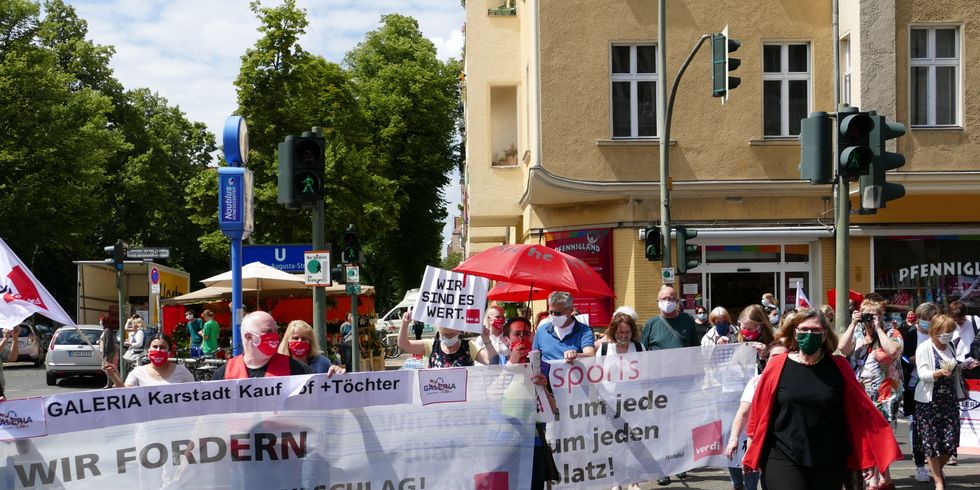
[{"left": 122, "top": 348, "right": 141, "bottom": 363}]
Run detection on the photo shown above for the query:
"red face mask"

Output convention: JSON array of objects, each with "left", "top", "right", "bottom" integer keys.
[
  {"left": 253, "top": 332, "right": 280, "bottom": 356},
  {"left": 147, "top": 349, "right": 169, "bottom": 367},
  {"left": 510, "top": 339, "right": 532, "bottom": 362},
  {"left": 740, "top": 328, "right": 761, "bottom": 341},
  {"left": 288, "top": 340, "right": 310, "bottom": 358},
  {"left": 490, "top": 317, "right": 505, "bottom": 329}
]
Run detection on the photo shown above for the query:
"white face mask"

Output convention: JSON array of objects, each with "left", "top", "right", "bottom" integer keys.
[
  {"left": 696, "top": 313, "right": 707, "bottom": 322},
  {"left": 937, "top": 332, "right": 954, "bottom": 345},
  {"left": 550, "top": 315, "right": 568, "bottom": 328},
  {"left": 440, "top": 334, "right": 460, "bottom": 348},
  {"left": 658, "top": 300, "right": 677, "bottom": 314}
]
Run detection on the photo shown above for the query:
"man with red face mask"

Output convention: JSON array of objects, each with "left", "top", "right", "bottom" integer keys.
[{"left": 211, "top": 311, "right": 313, "bottom": 380}]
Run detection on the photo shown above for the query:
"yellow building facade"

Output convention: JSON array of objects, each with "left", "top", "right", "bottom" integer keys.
[{"left": 463, "top": 0, "right": 980, "bottom": 325}]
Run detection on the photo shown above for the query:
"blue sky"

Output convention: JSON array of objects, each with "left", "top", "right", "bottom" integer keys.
[{"left": 63, "top": 0, "right": 465, "bottom": 254}]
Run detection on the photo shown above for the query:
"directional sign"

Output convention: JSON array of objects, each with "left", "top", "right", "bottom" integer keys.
[
  {"left": 127, "top": 248, "right": 170, "bottom": 259},
  {"left": 304, "top": 251, "right": 331, "bottom": 286}
]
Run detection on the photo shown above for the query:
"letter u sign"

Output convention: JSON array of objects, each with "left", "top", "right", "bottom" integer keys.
[{"left": 275, "top": 248, "right": 286, "bottom": 261}]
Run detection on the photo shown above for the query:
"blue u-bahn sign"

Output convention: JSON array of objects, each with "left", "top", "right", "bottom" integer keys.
[{"left": 243, "top": 244, "right": 313, "bottom": 273}]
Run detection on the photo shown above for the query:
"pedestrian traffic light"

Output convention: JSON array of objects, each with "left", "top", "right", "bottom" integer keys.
[
  {"left": 837, "top": 107, "right": 874, "bottom": 181},
  {"left": 341, "top": 225, "right": 360, "bottom": 265},
  {"left": 277, "top": 132, "right": 325, "bottom": 209},
  {"left": 330, "top": 264, "right": 345, "bottom": 285},
  {"left": 277, "top": 135, "right": 297, "bottom": 209},
  {"left": 711, "top": 26, "right": 741, "bottom": 101},
  {"left": 799, "top": 111, "right": 833, "bottom": 185},
  {"left": 103, "top": 239, "right": 127, "bottom": 271},
  {"left": 644, "top": 225, "right": 662, "bottom": 261},
  {"left": 675, "top": 226, "right": 699, "bottom": 274},
  {"left": 860, "top": 114, "right": 906, "bottom": 210}
]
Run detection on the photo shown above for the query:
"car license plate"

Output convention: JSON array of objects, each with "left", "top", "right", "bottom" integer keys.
[{"left": 69, "top": 351, "right": 93, "bottom": 357}]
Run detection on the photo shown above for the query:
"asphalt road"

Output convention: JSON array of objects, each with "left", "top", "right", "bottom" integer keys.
[{"left": 4, "top": 360, "right": 978, "bottom": 489}]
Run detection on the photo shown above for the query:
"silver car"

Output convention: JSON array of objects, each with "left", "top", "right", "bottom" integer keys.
[
  {"left": 45, "top": 325, "right": 104, "bottom": 386},
  {"left": 6, "top": 324, "right": 44, "bottom": 366}
]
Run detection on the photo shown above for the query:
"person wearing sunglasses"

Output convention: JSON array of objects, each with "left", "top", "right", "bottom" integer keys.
[{"left": 531, "top": 291, "right": 596, "bottom": 368}]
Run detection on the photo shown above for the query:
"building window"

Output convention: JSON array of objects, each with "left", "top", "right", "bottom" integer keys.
[
  {"left": 763, "top": 43, "right": 810, "bottom": 137},
  {"left": 840, "top": 36, "right": 851, "bottom": 106},
  {"left": 490, "top": 85, "right": 519, "bottom": 166},
  {"left": 611, "top": 44, "right": 657, "bottom": 138},
  {"left": 910, "top": 26, "right": 959, "bottom": 127}
]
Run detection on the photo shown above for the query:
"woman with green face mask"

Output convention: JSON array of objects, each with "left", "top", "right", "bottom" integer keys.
[{"left": 742, "top": 309, "right": 902, "bottom": 490}]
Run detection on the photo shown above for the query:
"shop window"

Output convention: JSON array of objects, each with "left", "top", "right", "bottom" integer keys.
[
  {"left": 490, "top": 85, "right": 518, "bottom": 166},
  {"left": 873, "top": 235, "right": 979, "bottom": 311},
  {"left": 705, "top": 245, "right": 780, "bottom": 264},
  {"left": 784, "top": 274, "right": 811, "bottom": 307}
]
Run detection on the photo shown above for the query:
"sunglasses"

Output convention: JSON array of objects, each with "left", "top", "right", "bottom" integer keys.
[{"left": 549, "top": 310, "right": 565, "bottom": 316}]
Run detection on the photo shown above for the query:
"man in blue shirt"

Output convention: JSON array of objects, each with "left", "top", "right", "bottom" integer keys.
[{"left": 532, "top": 291, "right": 596, "bottom": 369}]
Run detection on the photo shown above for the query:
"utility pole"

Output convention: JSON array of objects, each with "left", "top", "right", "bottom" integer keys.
[
  {"left": 657, "top": 0, "right": 671, "bottom": 267},
  {"left": 832, "top": 0, "right": 849, "bottom": 331},
  {"left": 310, "top": 128, "right": 327, "bottom": 351}
]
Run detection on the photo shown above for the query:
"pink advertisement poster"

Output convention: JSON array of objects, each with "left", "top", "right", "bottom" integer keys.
[{"left": 545, "top": 228, "right": 614, "bottom": 326}]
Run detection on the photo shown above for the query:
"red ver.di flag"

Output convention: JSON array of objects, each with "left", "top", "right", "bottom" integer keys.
[
  {"left": 546, "top": 229, "right": 614, "bottom": 326},
  {"left": 412, "top": 266, "right": 489, "bottom": 334},
  {"left": 0, "top": 237, "right": 75, "bottom": 328}
]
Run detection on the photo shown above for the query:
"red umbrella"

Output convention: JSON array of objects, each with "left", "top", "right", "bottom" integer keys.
[
  {"left": 826, "top": 288, "right": 865, "bottom": 307},
  {"left": 487, "top": 281, "right": 550, "bottom": 302},
  {"left": 454, "top": 244, "right": 615, "bottom": 298}
]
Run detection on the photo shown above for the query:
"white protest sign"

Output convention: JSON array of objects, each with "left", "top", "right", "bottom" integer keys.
[
  {"left": 0, "top": 398, "right": 46, "bottom": 440},
  {"left": 412, "top": 265, "right": 489, "bottom": 334},
  {"left": 546, "top": 344, "right": 756, "bottom": 489}
]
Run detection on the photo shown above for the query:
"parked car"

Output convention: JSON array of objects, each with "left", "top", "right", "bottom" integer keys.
[
  {"left": 45, "top": 325, "right": 104, "bottom": 386},
  {"left": 5, "top": 324, "right": 45, "bottom": 366}
]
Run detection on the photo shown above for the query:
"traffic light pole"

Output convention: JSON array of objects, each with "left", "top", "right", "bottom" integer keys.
[
  {"left": 657, "top": 0, "right": 671, "bottom": 267},
  {"left": 832, "top": 0, "right": 850, "bottom": 332},
  {"left": 350, "top": 294, "right": 359, "bottom": 373},
  {"left": 116, "top": 266, "right": 128, "bottom": 380},
  {"left": 312, "top": 199, "right": 327, "bottom": 353}
]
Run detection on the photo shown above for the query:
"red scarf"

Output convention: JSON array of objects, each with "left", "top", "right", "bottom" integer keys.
[
  {"left": 223, "top": 353, "right": 292, "bottom": 379},
  {"left": 743, "top": 353, "right": 901, "bottom": 472}
]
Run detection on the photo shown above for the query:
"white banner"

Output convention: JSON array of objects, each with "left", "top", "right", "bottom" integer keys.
[
  {"left": 412, "top": 266, "right": 489, "bottom": 334},
  {"left": 547, "top": 344, "right": 756, "bottom": 489},
  {"left": 961, "top": 382, "right": 980, "bottom": 454},
  {"left": 0, "top": 365, "right": 537, "bottom": 489}
]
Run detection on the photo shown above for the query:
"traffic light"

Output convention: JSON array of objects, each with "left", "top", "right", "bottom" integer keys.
[
  {"left": 799, "top": 111, "right": 833, "bottom": 185},
  {"left": 330, "top": 264, "right": 345, "bottom": 285},
  {"left": 860, "top": 114, "right": 907, "bottom": 210},
  {"left": 711, "top": 26, "right": 741, "bottom": 101},
  {"left": 837, "top": 107, "right": 874, "bottom": 181},
  {"left": 277, "top": 132, "right": 325, "bottom": 208},
  {"left": 341, "top": 225, "right": 360, "bottom": 265},
  {"left": 675, "top": 226, "right": 699, "bottom": 274},
  {"left": 644, "top": 225, "right": 662, "bottom": 261},
  {"left": 104, "top": 239, "right": 127, "bottom": 271}
]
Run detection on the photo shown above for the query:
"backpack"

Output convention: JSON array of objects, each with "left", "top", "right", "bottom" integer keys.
[{"left": 600, "top": 341, "right": 643, "bottom": 355}]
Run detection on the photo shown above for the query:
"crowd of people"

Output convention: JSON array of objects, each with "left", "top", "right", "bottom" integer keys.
[{"left": 84, "top": 287, "right": 978, "bottom": 490}]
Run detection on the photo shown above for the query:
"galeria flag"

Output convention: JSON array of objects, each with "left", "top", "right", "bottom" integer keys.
[
  {"left": 796, "top": 285, "right": 811, "bottom": 309},
  {"left": 0, "top": 237, "right": 75, "bottom": 328}
]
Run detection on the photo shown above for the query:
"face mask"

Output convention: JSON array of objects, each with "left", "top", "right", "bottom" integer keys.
[
  {"left": 715, "top": 322, "right": 731, "bottom": 336},
  {"left": 615, "top": 334, "right": 632, "bottom": 345},
  {"left": 770, "top": 314, "right": 781, "bottom": 324},
  {"left": 440, "top": 334, "right": 461, "bottom": 348},
  {"left": 918, "top": 320, "right": 930, "bottom": 331},
  {"left": 761, "top": 299, "right": 772, "bottom": 307},
  {"left": 490, "top": 317, "right": 505, "bottom": 329},
  {"left": 147, "top": 349, "right": 169, "bottom": 366},
  {"left": 740, "top": 328, "right": 761, "bottom": 341},
  {"left": 550, "top": 315, "right": 568, "bottom": 328},
  {"left": 288, "top": 340, "right": 310, "bottom": 358},
  {"left": 658, "top": 300, "right": 677, "bottom": 314},
  {"left": 696, "top": 313, "right": 707, "bottom": 322},
  {"left": 510, "top": 339, "right": 531, "bottom": 361},
  {"left": 252, "top": 332, "right": 280, "bottom": 356},
  {"left": 796, "top": 331, "right": 823, "bottom": 355},
  {"left": 937, "top": 333, "right": 954, "bottom": 344}
]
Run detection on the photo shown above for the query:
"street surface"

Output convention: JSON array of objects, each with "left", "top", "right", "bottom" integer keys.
[{"left": 5, "top": 359, "right": 978, "bottom": 489}]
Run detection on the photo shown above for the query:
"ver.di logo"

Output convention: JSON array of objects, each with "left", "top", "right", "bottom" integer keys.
[{"left": 423, "top": 377, "right": 457, "bottom": 394}]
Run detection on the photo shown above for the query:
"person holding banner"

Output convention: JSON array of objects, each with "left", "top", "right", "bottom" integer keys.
[
  {"left": 700, "top": 307, "right": 737, "bottom": 347},
  {"left": 278, "top": 320, "right": 345, "bottom": 375},
  {"left": 641, "top": 286, "right": 697, "bottom": 352},
  {"left": 104, "top": 335, "right": 194, "bottom": 387},
  {"left": 744, "top": 308, "right": 901, "bottom": 490},
  {"left": 533, "top": 291, "right": 596, "bottom": 364},
  {"left": 211, "top": 311, "right": 313, "bottom": 380},
  {"left": 398, "top": 311, "right": 499, "bottom": 367}
]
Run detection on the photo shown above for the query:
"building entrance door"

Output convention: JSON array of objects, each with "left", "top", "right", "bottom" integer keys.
[{"left": 708, "top": 272, "right": 777, "bottom": 319}]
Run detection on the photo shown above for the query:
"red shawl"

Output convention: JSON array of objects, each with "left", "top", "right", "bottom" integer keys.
[{"left": 743, "top": 353, "right": 902, "bottom": 472}]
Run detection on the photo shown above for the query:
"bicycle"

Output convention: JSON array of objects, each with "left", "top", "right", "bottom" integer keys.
[{"left": 382, "top": 333, "right": 402, "bottom": 359}]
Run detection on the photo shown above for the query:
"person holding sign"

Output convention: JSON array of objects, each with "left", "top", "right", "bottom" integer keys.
[
  {"left": 104, "top": 335, "right": 194, "bottom": 387},
  {"left": 211, "top": 311, "right": 313, "bottom": 380},
  {"left": 532, "top": 291, "right": 596, "bottom": 366},
  {"left": 744, "top": 308, "right": 901, "bottom": 490},
  {"left": 398, "top": 310, "right": 499, "bottom": 368}
]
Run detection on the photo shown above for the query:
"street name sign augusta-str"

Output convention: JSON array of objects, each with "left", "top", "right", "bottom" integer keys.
[{"left": 244, "top": 244, "right": 313, "bottom": 273}]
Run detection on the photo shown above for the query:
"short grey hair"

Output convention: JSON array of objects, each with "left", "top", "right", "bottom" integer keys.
[
  {"left": 241, "top": 311, "right": 276, "bottom": 339},
  {"left": 548, "top": 291, "right": 573, "bottom": 309},
  {"left": 914, "top": 302, "right": 940, "bottom": 321}
]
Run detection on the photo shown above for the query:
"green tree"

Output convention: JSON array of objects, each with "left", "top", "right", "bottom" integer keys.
[
  {"left": 440, "top": 251, "right": 463, "bottom": 271},
  {"left": 345, "top": 14, "right": 462, "bottom": 307}
]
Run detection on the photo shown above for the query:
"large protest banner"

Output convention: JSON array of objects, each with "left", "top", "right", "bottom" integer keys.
[
  {"left": 412, "top": 266, "right": 489, "bottom": 334},
  {"left": 0, "top": 366, "right": 536, "bottom": 489},
  {"left": 961, "top": 379, "right": 980, "bottom": 455},
  {"left": 547, "top": 344, "right": 756, "bottom": 489}
]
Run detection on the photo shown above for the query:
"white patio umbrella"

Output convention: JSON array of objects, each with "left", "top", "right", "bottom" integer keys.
[{"left": 200, "top": 262, "right": 306, "bottom": 309}]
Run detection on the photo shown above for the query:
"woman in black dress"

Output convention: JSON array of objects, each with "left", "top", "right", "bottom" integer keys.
[{"left": 913, "top": 314, "right": 964, "bottom": 490}]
